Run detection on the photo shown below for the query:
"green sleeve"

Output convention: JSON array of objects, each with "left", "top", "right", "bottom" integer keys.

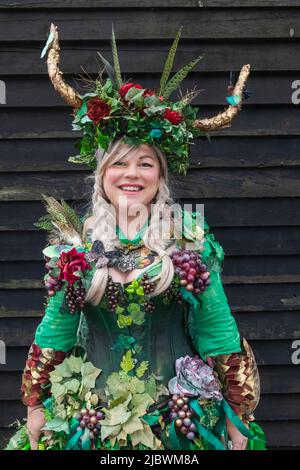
[
  {"left": 184, "top": 216, "right": 241, "bottom": 361},
  {"left": 35, "top": 287, "right": 80, "bottom": 352},
  {"left": 34, "top": 242, "right": 83, "bottom": 352}
]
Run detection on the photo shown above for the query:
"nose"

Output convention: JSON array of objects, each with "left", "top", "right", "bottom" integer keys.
[{"left": 124, "top": 163, "right": 139, "bottom": 178}]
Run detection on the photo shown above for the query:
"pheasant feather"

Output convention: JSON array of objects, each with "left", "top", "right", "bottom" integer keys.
[
  {"left": 163, "top": 55, "right": 203, "bottom": 99},
  {"left": 111, "top": 24, "right": 123, "bottom": 88},
  {"left": 159, "top": 26, "right": 183, "bottom": 97}
]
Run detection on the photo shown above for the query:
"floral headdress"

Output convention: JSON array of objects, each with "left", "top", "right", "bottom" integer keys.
[{"left": 42, "top": 23, "right": 250, "bottom": 175}]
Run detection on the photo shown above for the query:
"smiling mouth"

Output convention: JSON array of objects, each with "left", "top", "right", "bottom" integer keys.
[{"left": 118, "top": 185, "right": 144, "bottom": 193}]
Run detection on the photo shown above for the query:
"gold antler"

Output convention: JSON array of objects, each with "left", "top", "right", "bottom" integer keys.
[
  {"left": 46, "top": 23, "right": 82, "bottom": 108},
  {"left": 193, "top": 64, "right": 250, "bottom": 132}
]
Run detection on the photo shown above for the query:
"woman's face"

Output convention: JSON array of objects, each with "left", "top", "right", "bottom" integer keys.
[{"left": 102, "top": 143, "right": 161, "bottom": 213}]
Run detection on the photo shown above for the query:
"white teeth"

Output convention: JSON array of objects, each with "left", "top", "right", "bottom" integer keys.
[{"left": 120, "top": 186, "right": 142, "bottom": 191}]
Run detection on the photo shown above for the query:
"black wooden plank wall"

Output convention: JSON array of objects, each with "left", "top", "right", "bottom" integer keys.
[{"left": 0, "top": 0, "right": 300, "bottom": 450}]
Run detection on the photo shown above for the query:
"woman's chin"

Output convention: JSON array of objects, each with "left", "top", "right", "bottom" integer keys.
[{"left": 115, "top": 199, "right": 146, "bottom": 211}]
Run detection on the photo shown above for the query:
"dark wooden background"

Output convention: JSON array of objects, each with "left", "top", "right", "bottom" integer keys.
[{"left": 0, "top": 0, "right": 300, "bottom": 450}]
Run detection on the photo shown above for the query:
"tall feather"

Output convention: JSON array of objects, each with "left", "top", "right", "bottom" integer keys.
[
  {"left": 34, "top": 214, "right": 54, "bottom": 231},
  {"left": 38, "top": 194, "right": 84, "bottom": 246},
  {"left": 96, "top": 52, "right": 116, "bottom": 84},
  {"left": 159, "top": 26, "right": 183, "bottom": 97},
  {"left": 111, "top": 24, "right": 123, "bottom": 88},
  {"left": 163, "top": 56, "right": 203, "bottom": 99},
  {"left": 42, "top": 195, "right": 68, "bottom": 225},
  {"left": 60, "top": 199, "right": 83, "bottom": 236}
]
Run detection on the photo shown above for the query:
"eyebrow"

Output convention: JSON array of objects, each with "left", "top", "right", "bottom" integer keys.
[{"left": 139, "top": 155, "right": 154, "bottom": 160}]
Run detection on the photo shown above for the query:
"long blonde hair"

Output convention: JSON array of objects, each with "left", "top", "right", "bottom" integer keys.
[{"left": 84, "top": 135, "right": 180, "bottom": 306}]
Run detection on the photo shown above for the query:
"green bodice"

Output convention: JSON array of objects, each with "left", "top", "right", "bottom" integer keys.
[{"left": 81, "top": 287, "right": 196, "bottom": 397}]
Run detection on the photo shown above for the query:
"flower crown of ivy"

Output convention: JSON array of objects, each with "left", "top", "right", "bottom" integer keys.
[{"left": 42, "top": 24, "right": 250, "bottom": 175}]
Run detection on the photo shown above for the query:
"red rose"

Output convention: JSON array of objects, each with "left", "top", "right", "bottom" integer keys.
[
  {"left": 119, "top": 83, "right": 143, "bottom": 100},
  {"left": 57, "top": 248, "right": 92, "bottom": 285},
  {"left": 87, "top": 98, "right": 111, "bottom": 125},
  {"left": 143, "top": 88, "right": 156, "bottom": 98},
  {"left": 163, "top": 108, "right": 184, "bottom": 125}
]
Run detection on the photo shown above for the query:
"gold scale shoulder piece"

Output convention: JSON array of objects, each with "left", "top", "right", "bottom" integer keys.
[{"left": 213, "top": 338, "right": 261, "bottom": 422}]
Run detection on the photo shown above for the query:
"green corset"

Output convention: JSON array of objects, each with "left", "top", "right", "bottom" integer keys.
[{"left": 81, "top": 291, "right": 196, "bottom": 397}]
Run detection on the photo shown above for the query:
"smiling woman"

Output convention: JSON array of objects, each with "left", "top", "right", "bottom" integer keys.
[
  {"left": 5, "top": 24, "right": 265, "bottom": 452},
  {"left": 5, "top": 135, "right": 265, "bottom": 452}
]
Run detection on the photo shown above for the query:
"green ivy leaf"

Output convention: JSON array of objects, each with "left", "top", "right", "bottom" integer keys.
[
  {"left": 81, "top": 362, "right": 102, "bottom": 390},
  {"left": 112, "top": 335, "right": 136, "bottom": 352},
  {"left": 130, "top": 393, "right": 154, "bottom": 418},
  {"left": 121, "top": 414, "right": 144, "bottom": 435},
  {"left": 50, "top": 360, "right": 73, "bottom": 379},
  {"left": 144, "top": 376, "right": 157, "bottom": 400},
  {"left": 130, "top": 309, "right": 145, "bottom": 326},
  {"left": 76, "top": 101, "right": 87, "bottom": 119},
  {"left": 117, "top": 314, "right": 133, "bottom": 329},
  {"left": 63, "top": 378, "right": 80, "bottom": 394},
  {"left": 80, "top": 136, "right": 93, "bottom": 155},
  {"left": 128, "top": 376, "right": 145, "bottom": 394},
  {"left": 136, "top": 286, "right": 144, "bottom": 296},
  {"left": 115, "top": 305, "right": 125, "bottom": 314},
  {"left": 96, "top": 128, "right": 110, "bottom": 149},
  {"left": 127, "top": 303, "right": 141, "bottom": 315},
  {"left": 81, "top": 277, "right": 91, "bottom": 291},
  {"left": 120, "top": 350, "right": 135, "bottom": 374},
  {"left": 49, "top": 267, "right": 60, "bottom": 278},
  {"left": 72, "top": 269, "right": 83, "bottom": 278},
  {"left": 41, "top": 417, "right": 70, "bottom": 435},
  {"left": 125, "top": 88, "right": 146, "bottom": 107},
  {"left": 143, "top": 95, "right": 163, "bottom": 107},
  {"left": 106, "top": 372, "right": 129, "bottom": 400},
  {"left": 51, "top": 382, "right": 66, "bottom": 400},
  {"left": 135, "top": 361, "right": 149, "bottom": 379},
  {"left": 42, "top": 245, "right": 72, "bottom": 259},
  {"left": 80, "top": 115, "right": 92, "bottom": 124},
  {"left": 125, "top": 279, "right": 140, "bottom": 294},
  {"left": 101, "top": 395, "right": 132, "bottom": 427},
  {"left": 100, "top": 424, "right": 122, "bottom": 442},
  {"left": 143, "top": 105, "right": 166, "bottom": 116},
  {"left": 133, "top": 344, "right": 142, "bottom": 355}
]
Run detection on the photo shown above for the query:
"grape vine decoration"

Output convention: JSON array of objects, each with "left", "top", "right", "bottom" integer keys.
[{"left": 170, "top": 249, "right": 211, "bottom": 294}]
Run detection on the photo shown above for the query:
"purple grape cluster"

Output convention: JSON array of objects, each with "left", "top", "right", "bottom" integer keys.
[
  {"left": 168, "top": 394, "right": 197, "bottom": 440},
  {"left": 140, "top": 273, "right": 157, "bottom": 295},
  {"left": 107, "top": 275, "right": 120, "bottom": 312},
  {"left": 170, "top": 249, "right": 211, "bottom": 294},
  {"left": 65, "top": 280, "right": 86, "bottom": 314},
  {"left": 162, "top": 280, "right": 183, "bottom": 305},
  {"left": 144, "top": 299, "right": 155, "bottom": 313},
  {"left": 75, "top": 408, "right": 105, "bottom": 442}
]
